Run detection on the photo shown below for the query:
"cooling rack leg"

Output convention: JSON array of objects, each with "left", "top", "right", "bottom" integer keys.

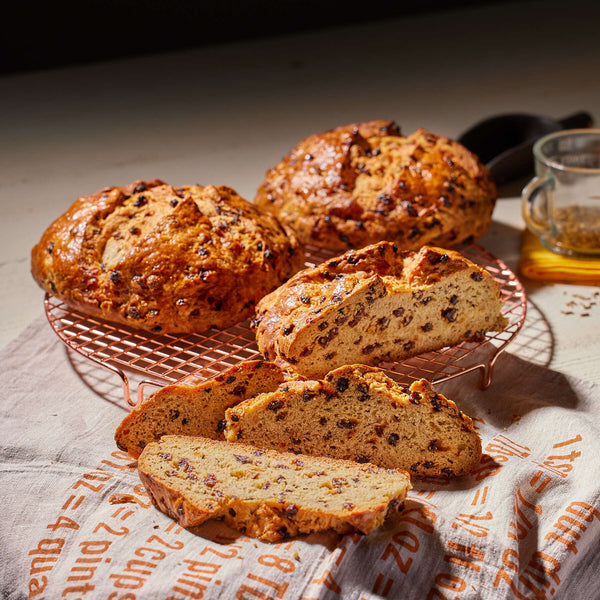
[
  {"left": 136, "top": 379, "right": 164, "bottom": 407},
  {"left": 478, "top": 363, "right": 493, "bottom": 390},
  {"left": 119, "top": 373, "right": 134, "bottom": 407},
  {"left": 479, "top": 346, "right": 510, "bottom": 390}
]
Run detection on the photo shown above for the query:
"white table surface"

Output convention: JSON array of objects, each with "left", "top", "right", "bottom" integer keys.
[{"left": 1, "top": 0, "right": 599, "bottom": 385}]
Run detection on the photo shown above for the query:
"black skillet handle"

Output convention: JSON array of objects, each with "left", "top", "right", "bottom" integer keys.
[
  {"left": 459, "top": 111, "right": 595, "bottom": 187},
  {"left": 558, "top": 111, "right": 594, "bottom": 130}
]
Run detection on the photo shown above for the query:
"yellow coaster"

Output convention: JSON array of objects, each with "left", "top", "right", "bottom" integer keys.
[{"left": 519, "top": 230, "right": 600, "bottom": 285}]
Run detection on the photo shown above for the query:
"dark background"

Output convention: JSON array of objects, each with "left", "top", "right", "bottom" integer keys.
[{"left": 2, "top": 0, "right": 514, "bottom": 75}]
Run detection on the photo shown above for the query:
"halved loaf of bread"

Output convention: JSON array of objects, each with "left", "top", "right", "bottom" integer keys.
[
  {"left": 115, "top": 360, "right": 285, "bottom": 458},
  {"left": 137, "top": 435, "right": 411, "bottom": 541},
  {"left": 253, "top": 242, "right": 508, "bottom": 378},
  {"left": 224, "top": 365, "right": 482, "bottom": 478}
]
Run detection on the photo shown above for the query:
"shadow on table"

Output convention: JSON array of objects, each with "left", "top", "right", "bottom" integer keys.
[
  {"left": 510, "top": 295, "right": 554, "bottom": 369},
  {"left": 438, "top": 351, "right": 581, "bottom": 434}
]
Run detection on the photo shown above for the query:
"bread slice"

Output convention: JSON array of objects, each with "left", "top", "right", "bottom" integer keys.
[
  {"left": 253, "top": 242, "right": 508, "bottom": 378},
  {"left": 115, "top": 360, "right": 285, "bottom": 458},
  {"left": 137, "top": 435, "right": 411, "bottom": 541},
  {"left": 224, "top": 365, "right": 482, "bottom": 478}
]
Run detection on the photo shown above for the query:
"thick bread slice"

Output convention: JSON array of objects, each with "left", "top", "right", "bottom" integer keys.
[
  {"left": 224, "top": 365, "right": 482, "bottom": 478},
  {"left": 138, "top": 435, "right": 411, "bottom": 542},
  {"left": 253, "top": 242, "right": 508, "bottom": 378},
  {"left": 115, "top": 360, "right": 285, "bottom": 458}
]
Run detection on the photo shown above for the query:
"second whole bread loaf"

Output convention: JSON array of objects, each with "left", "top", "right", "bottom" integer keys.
[{"left": 255, "top": 120, "right": 497, "bottom": 251}]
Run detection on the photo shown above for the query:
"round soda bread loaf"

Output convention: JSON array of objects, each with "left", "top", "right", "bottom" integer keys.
[
  {"left": 137, "top": 435, "right": 411, "bottom": 541},
  {"left": 224, "top": 365, "right": 482, "bottom": 478},
  {"left": 254, "top": 120, "right": 497, "bottom": 251},
  {"left": 253, "top": 241, "right": 508, "bottom": 378},
  {"left": 115, "top": 360, "right": 285, "bottom": 458},
  {"left": 31, "top": 180, "right": 304, "bottom": 333}
]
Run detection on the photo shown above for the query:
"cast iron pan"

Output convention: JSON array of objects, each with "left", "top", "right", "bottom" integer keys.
[{"left": 457, "top": 111, "right": 594, "bottom": 186}]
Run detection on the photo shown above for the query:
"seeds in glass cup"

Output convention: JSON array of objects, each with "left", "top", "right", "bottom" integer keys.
[{"left": 553, "top": 205, "right": 600, "bottom": 252}]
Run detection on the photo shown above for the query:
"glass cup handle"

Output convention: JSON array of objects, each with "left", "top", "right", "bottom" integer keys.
[{"left": 521, "top": 173, "right": 554, "bottom": 237}]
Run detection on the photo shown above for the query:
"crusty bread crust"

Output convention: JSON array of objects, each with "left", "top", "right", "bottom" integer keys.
[
  {"left": 224, "top": 365, "right": 482, "bottom": 478},
  {"left": 255, "top": 121, "right": 497, "bottom": 251},
  {"left": 31, "top": 180, "right": 304, "bottom": 333},
  {"left": 138, "top": 435, "right": 411, "bottom": 541},
  {"left": 253, "top": 242, "right": 508, "bottom": 378},
  {"left": 115, "top": 360, "right": 285, "bottom": 458}
]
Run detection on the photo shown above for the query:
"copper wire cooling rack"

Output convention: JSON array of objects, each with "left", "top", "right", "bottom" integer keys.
[{"left": 44, "top": 244, "right": 526, "bottom": 407}]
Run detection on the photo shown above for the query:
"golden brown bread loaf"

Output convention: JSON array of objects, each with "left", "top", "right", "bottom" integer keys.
[
  {"left": 224, "top": 365, "right": 482, "bottom": 478},
  {"left": 137, "top": 435, "right": 411, "bottom": 541},
  {"left": 115, "top": 360, "right": 285, "bottom": 458},
  {"left": 255, "top": 120, "right": 497, "bottom": 251},
  {"left": 31, "top": 180, "right": 304, "bottom": 333},
  {"left": 253, "top": 242, "right": 508, "bottom": 378}
]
